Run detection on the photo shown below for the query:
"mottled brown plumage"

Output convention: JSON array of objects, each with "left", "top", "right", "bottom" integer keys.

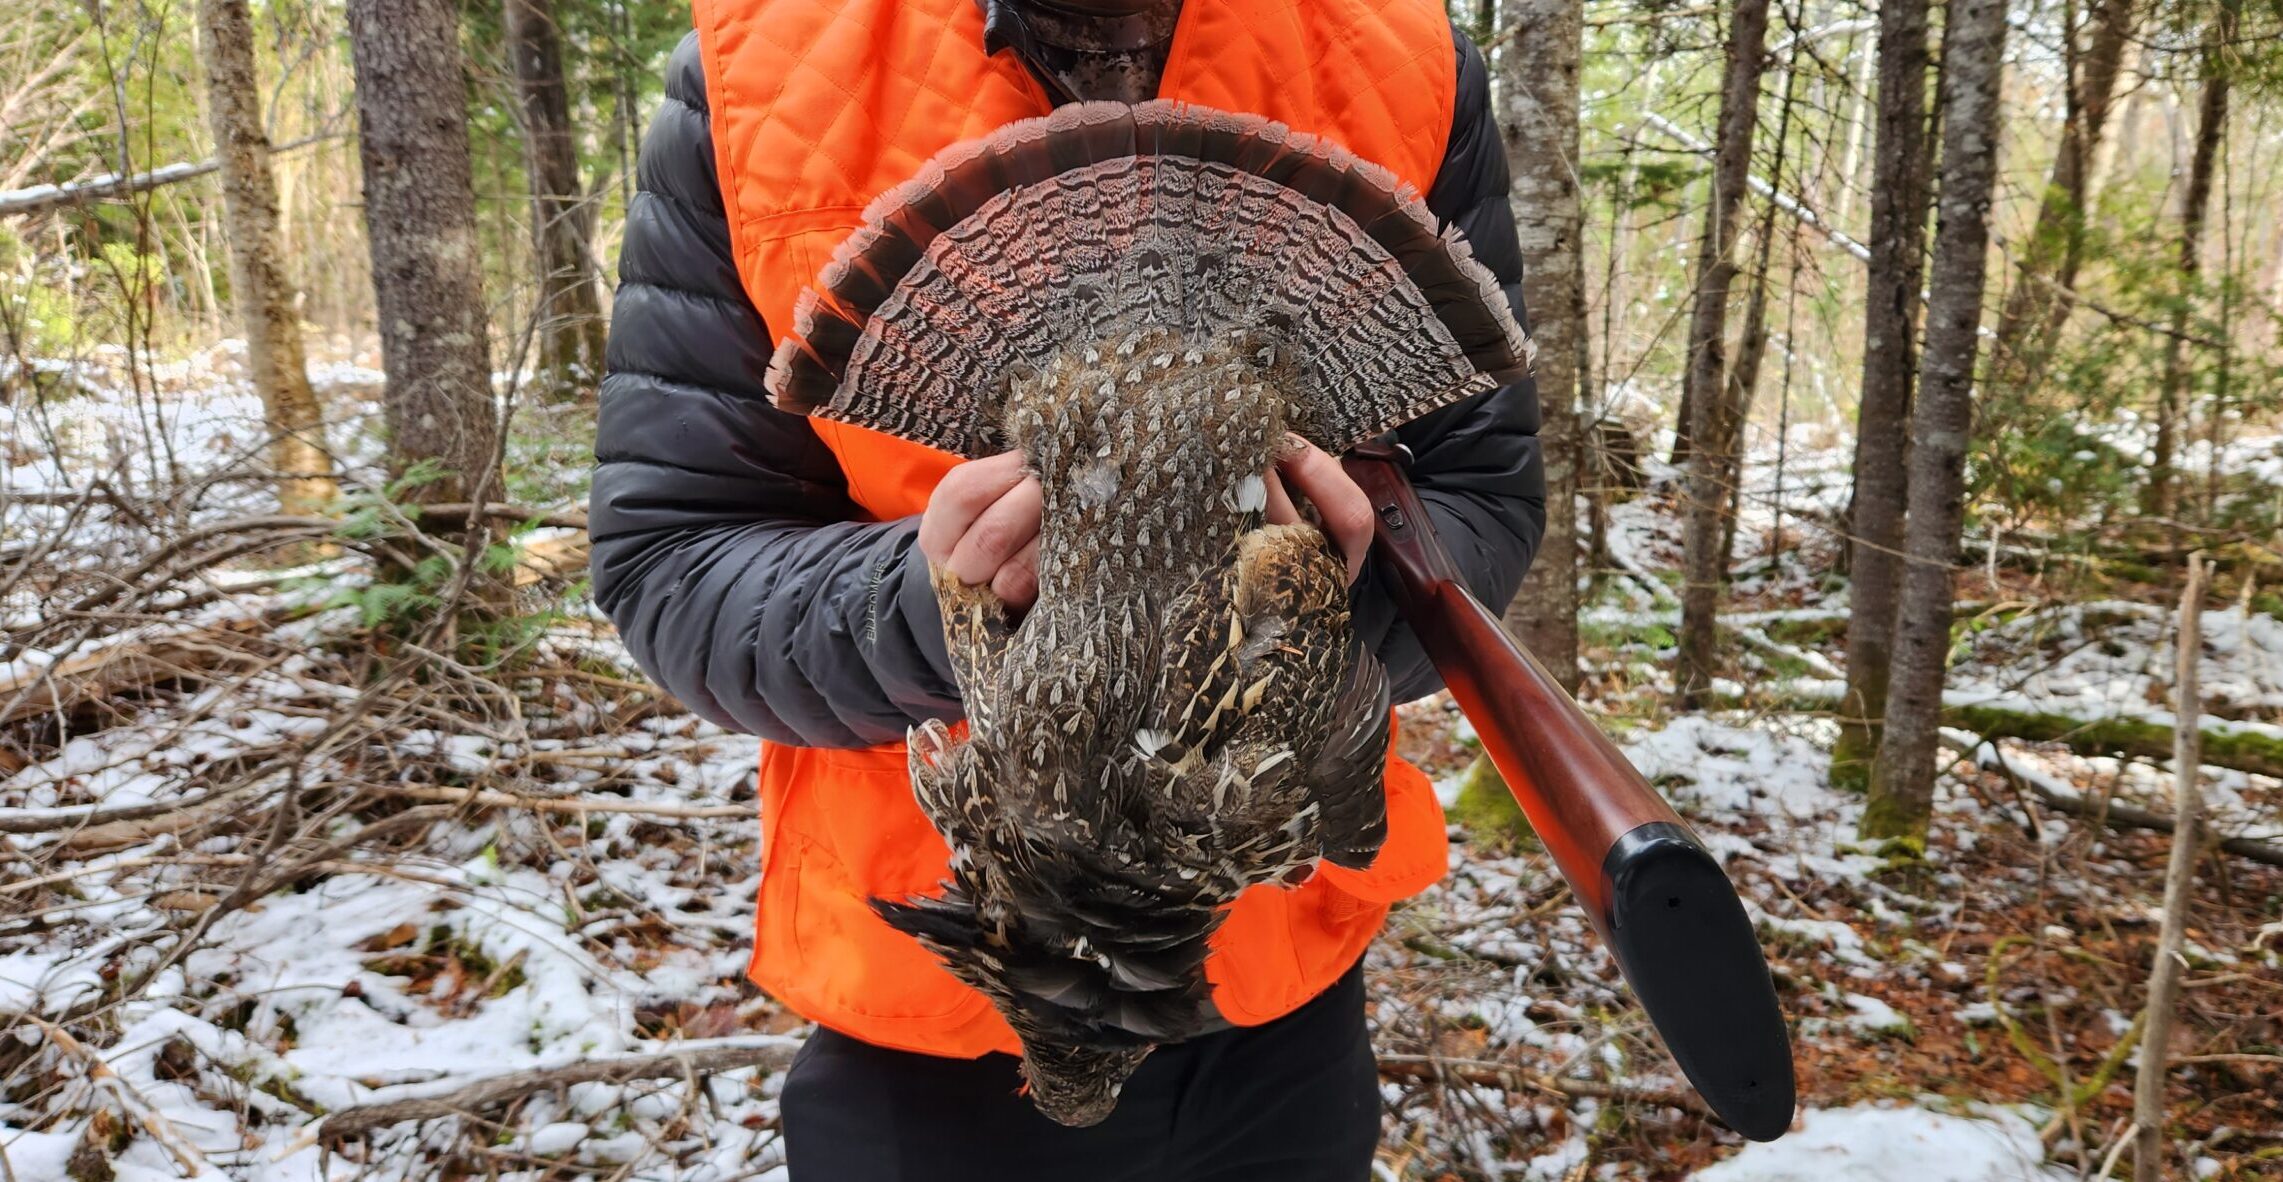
[{"left": 765, "top": 101, "right": 1529, "bottom": 1126}]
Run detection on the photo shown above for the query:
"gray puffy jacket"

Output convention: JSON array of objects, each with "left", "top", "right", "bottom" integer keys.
[{"left": 590, "top": 25, "right": 1547, "bottom": 749}]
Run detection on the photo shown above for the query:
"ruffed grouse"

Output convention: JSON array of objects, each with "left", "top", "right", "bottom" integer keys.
[{"left": 765, "top": 101, "right": 1531, "bottom": 1126}]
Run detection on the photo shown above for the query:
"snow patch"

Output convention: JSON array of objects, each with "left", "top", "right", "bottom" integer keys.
[{"left": 1693, "top": 1105, "right": 2070, "bottom": 1181}]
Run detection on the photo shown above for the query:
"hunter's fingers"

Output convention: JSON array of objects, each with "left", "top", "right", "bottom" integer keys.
[
  {"left": 942, "top": 475, "right": 1043, "bottom": 588},
  {"left": 1262, "top": 468, "right": 1301, "bottom": 526},
  {"left": 919, "top": 451, "right": 1029, "bottom": 566},
  {"left": 1275, "top": 435, "right": 1373, "bottom": 584},
  {"left": 990, "top": 538, "right": 1042, "bottom": 612}
]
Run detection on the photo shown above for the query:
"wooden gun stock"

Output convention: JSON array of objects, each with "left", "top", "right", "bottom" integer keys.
[{"left": 1345, "top": 444, "right": 1796, "bottom": 1142}]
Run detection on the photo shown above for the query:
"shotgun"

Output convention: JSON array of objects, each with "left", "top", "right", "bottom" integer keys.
[{"left": 1344, "top": 442, "right": 1797, "bottom": 1142}]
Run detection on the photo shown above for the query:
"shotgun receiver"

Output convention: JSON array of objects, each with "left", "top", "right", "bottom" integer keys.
[{"left": 1344, "top": 443, "right": 1796, "bottom": 1142}]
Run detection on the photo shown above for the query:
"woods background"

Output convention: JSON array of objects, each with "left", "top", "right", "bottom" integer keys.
[{"left": 2, "top": 0, "right": 2280, "bottom": 1179}]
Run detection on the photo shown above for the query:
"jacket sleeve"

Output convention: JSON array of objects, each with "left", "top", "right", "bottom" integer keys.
[
  {"left": 1353, "top": 24, "right": 1549, "bottom": 702},
  {"left": 588, "top": 31, "right": 963, "bottom": 748}
]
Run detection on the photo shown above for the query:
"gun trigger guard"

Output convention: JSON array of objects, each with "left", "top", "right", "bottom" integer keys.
[{"left": 1349, "top": 435, "right": 1415, "bottom": 467}]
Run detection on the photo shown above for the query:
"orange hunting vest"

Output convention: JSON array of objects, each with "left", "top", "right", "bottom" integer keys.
[{"left": 693, "top": 0, "right": 1460, "bottom": 1058}]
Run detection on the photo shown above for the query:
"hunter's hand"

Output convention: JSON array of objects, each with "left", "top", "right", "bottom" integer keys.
[
  {"left": 920, "top": 450, "right": 1042, "bottom": 611},
  {"left": 1266, "top": 434, "right": 1373, "bottom": 584}
]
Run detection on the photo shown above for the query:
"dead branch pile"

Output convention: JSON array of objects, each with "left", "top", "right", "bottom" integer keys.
[{"left": 0, "top": 469, "right": 797, "bottom": 1176}]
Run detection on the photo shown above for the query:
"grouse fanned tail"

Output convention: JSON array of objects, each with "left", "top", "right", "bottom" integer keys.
[{"left": 765, "top": 100, "right": 1530, "bottom": 458}]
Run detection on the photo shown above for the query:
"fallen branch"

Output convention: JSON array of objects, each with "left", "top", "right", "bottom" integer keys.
[
  {"left": 317, "top": 1039, "right": 799, "bottom": 1141},
  {"left": 1375, "top": 1054, "right": 1715, "bottom": 1124},
  {"left": 0, "top": 132, "right": 343, "bottom": 218},
  {"left": 373, "top": 784, "right": 749, "bottom": 820},
  {"left": 53, "top": 789, "right": 266, "bottom": 854},
  {"left": 2022, "top": 779, "right": 2282, "bottom": 868},
  {"left": 0, "top": 764, "right": 282, "bottom": 835},
  {"left": 514, "top": 534, "right": 590, "bottom": 588},
  {"left": 411, "top": 502, "right": 588, "bottom": 532},
  {"left": 1731, "top": 680, "right": 2283, "bottom": 780},
  {"left": 1940, "top": 733, "right": 2283, "bottom": 868},
  {"left": 0, "top": 618, "right": 275, "bottom": 727},
  {"left": 1943, "top": 704, "right": 2283, "bottom": 779}
]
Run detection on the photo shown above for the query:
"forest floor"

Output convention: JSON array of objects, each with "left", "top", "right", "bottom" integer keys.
[{"left": 2, "top": 347, "right": 2279, "bottom": 1180}]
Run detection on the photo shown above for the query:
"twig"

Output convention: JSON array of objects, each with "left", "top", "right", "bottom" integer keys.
[
  {"left": 0, "top": 131, "right": 344, "bottom": 218},
  {"left": 368, "top": 784, "right": 749, "bottom": 820},
  {"left": 1375, "top": 1054, "right": 1716, "bottom": 1124},
  {"left": 410, "top": 502, "right": 587, "bottom": 531},
  {"left": 2133, "top": 556, "right": 2208, "bottom": 1182},
  {"left": 2098, "top": 1120, "right": 2140, "bottom": 1179},
  {"left": 25, "top": 1019, "right": 214, "bottom": 1177},
  {"left": 1938, "top": 734, "right": 2283, "bottom": 868},
  {"left": 62, "top": 516, "right": 336, "bottom": 616},
  {"left": 0, "top": 754, "right": 285, "bottom": 833},
  {"left": 1638, "top": 113, "right": 1872, "bottom": 261},
  {"left": 315, "top": 1040, "right": 800, "bottom": 1141}
]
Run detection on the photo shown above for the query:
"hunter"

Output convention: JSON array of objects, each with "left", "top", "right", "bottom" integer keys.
[{"left": 589, "top": 1, "right": 1545, "bottom": 1177}]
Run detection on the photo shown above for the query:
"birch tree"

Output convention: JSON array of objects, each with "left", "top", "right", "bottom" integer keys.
[{"left": 1499, "top": 0, "right": 1585, "bottom": 692}]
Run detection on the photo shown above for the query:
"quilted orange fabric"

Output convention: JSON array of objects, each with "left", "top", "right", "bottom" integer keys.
[{"left": 693, "top": 0, "right": 1460, "bottom": 1058}]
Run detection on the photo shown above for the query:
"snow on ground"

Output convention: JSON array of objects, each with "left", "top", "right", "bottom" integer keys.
[
  {"left": 7, "top": 357, "right": 2280, "bottom": 1177},
  {"left": 1, "top": 342, "right": 384, "bottom": 498},
  {"left": 1691, "top": 1105, "right": 2070, "bottom": 1182},
  {"left": 1949, "top": 600, "right": 2283, "bottom": 727},
  {"left": 12, "top": 561, "right": 2093, "bottom": 1179},
  {"left": 0, "top": 625, "right": 795, "bottom": 1178}
]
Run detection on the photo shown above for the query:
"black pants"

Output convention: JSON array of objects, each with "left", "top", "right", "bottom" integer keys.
[{"left": 778, "top": 963, "right": 1380, "bottom": 1181}]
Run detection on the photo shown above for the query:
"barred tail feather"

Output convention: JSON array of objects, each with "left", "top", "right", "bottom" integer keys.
[{"left": 764, "top": 100, "right": 1532, "bottom": 458}]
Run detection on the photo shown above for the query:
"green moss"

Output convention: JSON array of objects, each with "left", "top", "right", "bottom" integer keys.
[
  {"left": 1581, "top": 615, "right": 1677, "bottom": 654},
  {"left": 1760, "top": 615, "right": 1850, "bottom": 648},
  {"left": 1944, "top": 704, "right": 2283, "bottom": 779},
  {"left": 1858, "top": 787, "right": 1931, "bottom": 856},
  {"left": 1447, "top": 756, "right": 1537, "bottom": 850},
  {"left": 224, "top": 1060, "right": 326, "bottom": 1116},
  {"left": 1828, "top": 727, "right": 1876, "bottom": 795},
  {"left": 1858, "top": 1013, "right": 1919, "bottom": 1044},
  {"left": 1752, "top": 645, "right": 1816, "bottom": 680}
]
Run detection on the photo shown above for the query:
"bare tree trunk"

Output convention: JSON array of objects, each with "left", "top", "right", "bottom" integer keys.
[
  {"left": 505, "top": 0, "right": 604, "bottom": 403},
  {"left": 1714, "top": 37, "right": 1805, "bottom": 573},
  {"left": 2144, "top": 1, "right": 2234, "bottom": 521},
  {"left": 1717, "top": 215, "right": 1774, "bottom": 575},
  {"left": 1831, "top": 0, "right": 1932, "bottom": 789},
  {"left": 1673, "top": 0, "right": 1772, "bottom": 707},
  {"left": 1987, "top": 0, "right": 2139, "bottom": 394},
  {"left": 1498, "top": 0, "right": 1585, "bottom": 693},
  {"left": 1862, "top": 0, "right": 2007, "bottom": 848},
  {"left": 195, "top": 0, "right": 336, "bottom": 517},
  {"left": 346, "top": 0, "right": 501, "bottom": 509},
  {"left": 2131, "top": 555, "right": 2206, "bottom": 1182}
]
